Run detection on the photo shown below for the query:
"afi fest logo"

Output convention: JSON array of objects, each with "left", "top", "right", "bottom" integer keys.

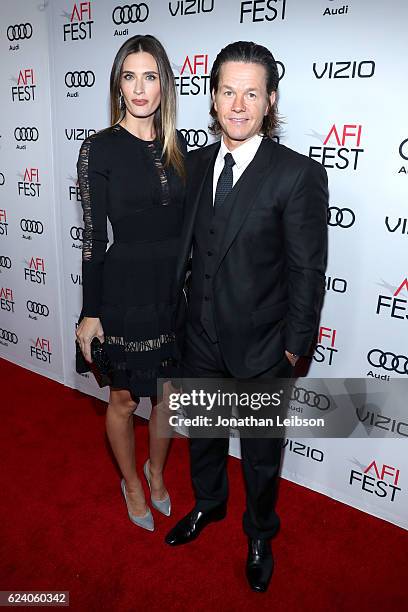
[
  {"left": 63, "top": 1, "right": 94, "bottom": 41},
  {"left": 0, "top": 287, "right": 15, "bottom": 313},
  {"left": 173, "top": 53, "right": 210, "bottom": 96},
  {"left": 18, "top": 168, "right": 41, "bottom": 197},
  {"left": 239, "top": 0, "right": 287, "bottom": 23},
  {"left": 376, "top": 277, "right": 408, "bottom": 322},
  {"left": 309, "top": 124, "right": 364, "bottom": 170},
  {"left": 24, "top": 257, "right": 46, "bottom": 285},
  {"left": 30, "top": 337, "right": 52, "bottom": 363},
  {"left": 313, "top": 326, "right": 338, "bottom": 366},
  {"left": 397, "top": 137, "right": 408, "bottom": 175},
  {"left": 11, "top": 68, "right": 36, "bottom": 102},
  {"left": 0, "top": 210, "right": 8, "bottom": 236},
  {"left": 169, "top": 0, "right": 214, "bottom": 17},
  {"left": 349, "top": 459, "right": 402, "bottom": 503},
  {"left": 69, "top": 175, "right": 81, "bottom": 201}
]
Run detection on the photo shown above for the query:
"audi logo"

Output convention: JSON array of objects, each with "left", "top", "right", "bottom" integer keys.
[
  {"left": 112, "top": 4, "right": 149, "bottom": 24},
  {"left": 64, "top": 71, "right": 95, "bottom": 88},
  {"left": 7, "top": 23, "right": 33, "bottom": 41},
  {"left": 290, "top": 386, "right": 330, "bottom": 410},
  {"left": 180, "top": 129, "right": 208, "bottom": 148},
  {"left": 0, "top": 328, "right": 18, "bottom": 344},
  {"left": 70, "top": 226, "right": 83, "bottom": 241},
  {"left": 399, "top": 138, "right": 408, "bottom": 161},
  {"left": 20, "top": 219, "right": 44, "bottom": 234},
  {"left": 14, "top": 127, "right": 39, "bottom": 142},
  {"left": 0, "top": 173, "right": 4, "bottom": 186},
  {"left": 367, "top": 349, "right": 408, "bottom": 375},
  {"left": 26, "top": 300, "right": 49, "bottom": 317},
  {"left": 0, "top": 256, "right": 12, "bottom": 269},
  {"left": 327, "top": 207, "right": 355, "bottom": 228},
  {"left": 276, "top": 60, "right": 285, "bottom": 81}
]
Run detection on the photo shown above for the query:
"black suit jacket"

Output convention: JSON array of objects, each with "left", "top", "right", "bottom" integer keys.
[{"left": 174, "top": 136, "right": 329, "bottom": 378}]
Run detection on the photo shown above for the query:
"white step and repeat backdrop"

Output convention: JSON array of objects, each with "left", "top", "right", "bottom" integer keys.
[{"left": 1, "top": 0, "right": 407, "bottom": 530}]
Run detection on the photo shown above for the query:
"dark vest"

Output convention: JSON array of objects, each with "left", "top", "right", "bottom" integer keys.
[{"left": 188, "top": 160, "right": 238, "bottom": 341}]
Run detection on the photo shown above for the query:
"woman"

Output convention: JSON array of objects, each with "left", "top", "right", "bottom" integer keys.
[{"left": 76, "top": 35, "right": 186, "bottom": 531}]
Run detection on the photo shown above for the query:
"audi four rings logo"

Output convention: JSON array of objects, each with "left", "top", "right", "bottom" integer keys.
[
  {"left": 70, "top": 226, "right": 84, "bottom": 241},
  {"left": 112, "top": 4, "right": 149, "bottom": 24},
  {"left": 14, "top": 127, "right": 39, "bottom": 142},
  {"left": 20, "top": 219, "right": 44, "bottom": 234},
  {"left": 327, "top": 207, "right": 355, "bottom": 228},
  {"left": 291, "top": 386, "right": 330, "bottom": 410},
  {"left": 367, "top": 349, "right": 408, "bottom": 375},
  {"left": 65, "top": 71, "right": 95, "bottom": 88},
  {"left": 180, "top": 129, "right": 208, "bottom": 148},
  {"left": 0, "top": 328, "right": 18, "bottom": 344},
  {"left": 7, "top": 23, "right": 33, "bottom": 41},
  {"left": 26, "top": 300, "right": 49, "bottom": 317},
  {"left": 0, "top": 256, "right": 12, "bottom": 269}
]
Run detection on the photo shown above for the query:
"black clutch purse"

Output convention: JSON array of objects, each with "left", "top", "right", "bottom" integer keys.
[{"left": 75, "top": 337, "right": 113, "bottom": 388}]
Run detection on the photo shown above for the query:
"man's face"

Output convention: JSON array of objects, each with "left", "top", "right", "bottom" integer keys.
[{"left": 212, "top": 61, "right": 276, "bottom": 150}]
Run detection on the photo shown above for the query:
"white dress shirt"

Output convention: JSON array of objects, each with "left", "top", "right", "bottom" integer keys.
[{"left": 212, "top": 133, "right": 264, "bottom": 204}]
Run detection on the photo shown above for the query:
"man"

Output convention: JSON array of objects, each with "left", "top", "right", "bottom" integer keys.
[{"left": 165, "top": 41, "right": 328, "bottom": 593}]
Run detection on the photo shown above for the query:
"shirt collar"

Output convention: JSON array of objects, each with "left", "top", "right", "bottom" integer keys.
[{"left": 219, "top": 133, "right": 264, "bottom": 170}]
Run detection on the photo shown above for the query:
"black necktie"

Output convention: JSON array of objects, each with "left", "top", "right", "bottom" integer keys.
[{"left": 214, "top": 152, "right": 236, "bottom": 209}]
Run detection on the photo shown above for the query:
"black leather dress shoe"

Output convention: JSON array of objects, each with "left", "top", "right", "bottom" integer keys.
[
  {"left": 164, "top": 504, "right": 227, "bottom": 546},
  {"left": 246, "top": 538, "right": 274, "bottom": 593}
]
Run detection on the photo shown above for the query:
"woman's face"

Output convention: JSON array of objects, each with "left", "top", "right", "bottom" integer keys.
[{"left": 120, "top": 51, "right": 161, "bottom": 119}]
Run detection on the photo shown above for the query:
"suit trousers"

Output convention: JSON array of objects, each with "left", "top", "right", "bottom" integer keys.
[{"left": 182, "top": 320, "right": 294, "bottom": 540}]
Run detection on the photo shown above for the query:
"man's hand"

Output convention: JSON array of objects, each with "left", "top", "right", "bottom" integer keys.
[{"left": 285, "top": 350, "right": 299, "bottom": 367}]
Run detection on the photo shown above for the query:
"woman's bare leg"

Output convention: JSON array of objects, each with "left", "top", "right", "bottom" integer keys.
[
  {"left": 147, "top": 392, "right": 173, "bottom": 501},
  {"left": 106, "top": 388, "right": 148, "bottom": 516}
]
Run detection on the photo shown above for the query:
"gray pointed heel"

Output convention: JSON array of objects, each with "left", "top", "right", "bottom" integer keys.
[
  {"left": 143, "top": 460, "right": 172, "bottom": 517},
  {"left": 121, "top": 479, "right": 154, "bottom": 531}
]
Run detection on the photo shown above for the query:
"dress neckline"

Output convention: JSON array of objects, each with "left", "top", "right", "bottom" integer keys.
[{"left": 116, "top": 123, "right": 158, "bottom": 144}]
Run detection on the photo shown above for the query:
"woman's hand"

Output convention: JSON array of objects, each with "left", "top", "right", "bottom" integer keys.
[{"left": 76, "top": 317, "right": 104, "bottom": 363}]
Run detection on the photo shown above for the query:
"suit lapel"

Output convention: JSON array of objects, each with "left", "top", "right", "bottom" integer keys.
[{"left": 214, "top": 138, "right": 278, "bottom": 275}]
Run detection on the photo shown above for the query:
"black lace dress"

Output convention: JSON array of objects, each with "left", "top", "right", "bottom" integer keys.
[{"left": 76, "top": 124, "right": 186, "bottom": 398}]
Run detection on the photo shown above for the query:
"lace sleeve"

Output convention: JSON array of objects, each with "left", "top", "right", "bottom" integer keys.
[{"left": 76, "top": 136, "right": 108, "bottom": 317}]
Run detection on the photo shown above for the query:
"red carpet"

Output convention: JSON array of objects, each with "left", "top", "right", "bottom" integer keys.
[{"left": 0, "top": 357, "right": 406, "bottom": 611}]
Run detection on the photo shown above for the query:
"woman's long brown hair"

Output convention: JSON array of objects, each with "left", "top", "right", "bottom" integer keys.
[{"left": 110, "top": 34, "right": 185, "bottom": 178}]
